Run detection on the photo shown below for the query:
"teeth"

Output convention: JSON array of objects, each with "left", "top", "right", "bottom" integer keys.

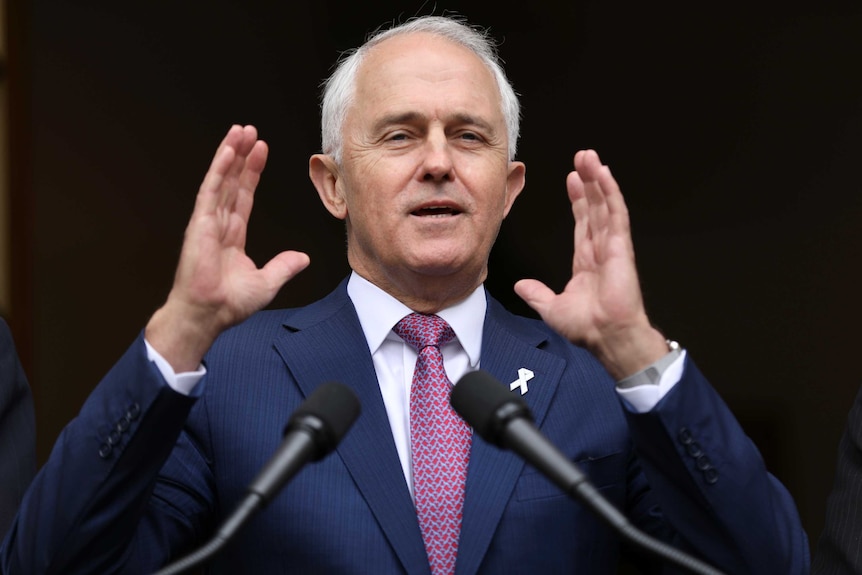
[{"left": 414, "top": 205, "right": 458, "bottom": 216}]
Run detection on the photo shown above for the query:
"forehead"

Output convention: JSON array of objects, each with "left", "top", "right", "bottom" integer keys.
[{"left": 352, "top": 32, "right": 502, "bottom": 120}]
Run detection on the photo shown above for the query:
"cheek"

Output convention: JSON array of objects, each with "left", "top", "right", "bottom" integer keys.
[
  {"left": 460, "top": 159, "right": 512, "bottom": 203},
  {"left": 342, "top": 186, "right": 400, "bottom": 246},
  {"left": 346, "top": 163, "right": 413, "bottom": 214},
  {"left": 475, "top": 180, "right": 515, "bottom": 219},
  {"left": 340, "top": 174, "right": 376, "bottom": 222}
]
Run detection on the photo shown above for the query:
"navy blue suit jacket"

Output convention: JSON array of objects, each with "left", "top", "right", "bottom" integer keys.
[
  {"left": 0, "top": 318, "right": 36, "bottom": 541},
  {"left": 2, "top": 281, "right": 809, "bottom": 573},
  {"left": 812, "top": 384, "right": 862, "bottom": 574}
]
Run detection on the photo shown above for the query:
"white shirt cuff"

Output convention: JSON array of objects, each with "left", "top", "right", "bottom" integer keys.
[
  {"left": 144, "top": 339, "right": 206, "bottom": 396},
  {"left": 615, "top": 350, "right": 686, "bottom": 413}
]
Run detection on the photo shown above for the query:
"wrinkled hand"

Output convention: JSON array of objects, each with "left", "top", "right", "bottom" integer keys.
[
  {"left": 514, "top": 150, "right": 666, "bottom": 380},
  {"left": 146, "top": 125, "right": 310, "bottom": 371}
]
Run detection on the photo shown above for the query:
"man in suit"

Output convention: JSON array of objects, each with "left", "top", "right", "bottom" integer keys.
[
  {"left": 0, "top": 317, "right": 36, "bottom": 540},
  {"left": 2, "top": 15, "right": 808, "bottom": 574},
  {"left": 812, "top": 385, "right": 862, "bottom": 573}
]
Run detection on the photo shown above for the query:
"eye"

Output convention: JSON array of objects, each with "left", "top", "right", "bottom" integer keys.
[
  {"left": 456, "top": 131, "right": 485, "bottom": 144},
  {"left": 386, "top": 131, "right": 410, "bottom": 142}
]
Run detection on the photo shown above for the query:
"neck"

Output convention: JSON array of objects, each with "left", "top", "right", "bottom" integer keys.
[{"left": 350, "top": 265, "right": 486, "bottom": 315}]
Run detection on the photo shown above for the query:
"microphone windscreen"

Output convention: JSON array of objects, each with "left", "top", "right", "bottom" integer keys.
[
  {"left": 452, "top": 370, "right": 528, "bottom": 443},
  {"left": 289, "top": 382, "right": 361, "bottom": 455}
]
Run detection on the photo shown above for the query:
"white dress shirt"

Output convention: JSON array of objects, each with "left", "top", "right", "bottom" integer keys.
[{"left": 347, "top": 272, "right": 484, "bottom": 494}]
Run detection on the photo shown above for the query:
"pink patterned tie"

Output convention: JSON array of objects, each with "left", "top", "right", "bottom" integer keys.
[{"left": 394, "top": 313, "right": 471, "bottom": 575}]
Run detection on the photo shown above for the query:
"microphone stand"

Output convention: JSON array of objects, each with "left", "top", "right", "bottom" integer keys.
[
  {"left": 151, "top": 381, "right": 360, "bottom": 575},
  {"left": 505, "top": 416, "right": 727, "bottom": 575},
  {"left": 453, "top": 372, "right": 727, "bottom": 575},
  {"left": 152, "top": 494, "right": 264, "bottom": 575}
]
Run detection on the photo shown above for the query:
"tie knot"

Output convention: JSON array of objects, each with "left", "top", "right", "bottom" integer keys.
[{"left": 393, "top": 313, "right": 455, "bottom": 351}]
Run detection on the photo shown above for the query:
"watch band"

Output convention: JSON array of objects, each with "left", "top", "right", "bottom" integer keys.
[{"left": 616, "top": 339, "right": 683, "bottom": 388}]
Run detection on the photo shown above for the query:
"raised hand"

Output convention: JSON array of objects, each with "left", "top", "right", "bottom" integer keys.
[
  {"left": 146, "top": 125, "right": 310, "bottom": 371},
  {"left": 514, "top": 150, "right": 667, "bottom": 380}
]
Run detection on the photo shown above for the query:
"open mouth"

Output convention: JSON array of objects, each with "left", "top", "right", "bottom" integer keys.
[{"left": 412, "top": 206, "right": 461, "bottom": 217}]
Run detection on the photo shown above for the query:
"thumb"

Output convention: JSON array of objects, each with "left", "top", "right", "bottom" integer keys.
[
  {"left": 261, "top": 251, "right": 311, "bottom": 292},
  {"left": 513, "top": 279, "right": 556, "bottom": 318}
]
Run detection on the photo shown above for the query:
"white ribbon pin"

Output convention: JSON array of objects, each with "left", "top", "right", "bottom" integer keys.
[{"left": 509, "top": 368, "right": 534, "bottom": 395}]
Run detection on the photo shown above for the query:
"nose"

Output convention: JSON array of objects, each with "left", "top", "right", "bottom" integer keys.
[{"left": 421, "top": 132, "right": 454, "bottom": 182}]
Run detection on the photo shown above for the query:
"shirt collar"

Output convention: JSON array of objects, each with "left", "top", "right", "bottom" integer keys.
[{"left": 346, "top": 271, "right": 485, "bottom": 367}]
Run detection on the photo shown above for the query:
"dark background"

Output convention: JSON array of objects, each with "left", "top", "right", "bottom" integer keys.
[{"left": 7, "top": 0, "right": 862, "bottom": 560}]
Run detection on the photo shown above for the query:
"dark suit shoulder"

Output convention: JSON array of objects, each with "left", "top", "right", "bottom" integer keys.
[
  {"left": 813, "top": 384, "right": 862, "bottom": 574},
  {"left": 0, "top": 317, "right": 36, "bottom": 539}
]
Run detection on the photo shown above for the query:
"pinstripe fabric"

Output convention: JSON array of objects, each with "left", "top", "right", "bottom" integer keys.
[
  {"left": 813, "top": 385, "right": 862, "bottom": 574},
  {"left": 1, "top": 280, "right": 810, "bottom": 574},
  {"left": 0, "top": 318, "right": 35, "bottom": 540}
]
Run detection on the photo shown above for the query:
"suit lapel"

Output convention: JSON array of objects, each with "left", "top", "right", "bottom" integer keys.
[
  {"left": 269, "top": 284, "right": 571, "bottom": 575},
  {"left": 456, "top": 296, "right": 566, "bottom": 575},
  {"left": 272, "top": 284, "right": 431, "bottom": 575}
]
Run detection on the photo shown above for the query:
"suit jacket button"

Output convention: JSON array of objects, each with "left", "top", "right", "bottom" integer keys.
[
  {"left": 696, "top": 455, "right": 712, "bottom": 471},
  {"left": 686, "top": 442, "right": 704, "bottom": 458},
  {"left": 127, "top": 403, "right": 141, "bottom": 421},
  {"left": 704, "top": 467, "right": 719, "bottom": 484},
  {"left": 98, "top": 444, "right": 112, "bottom": 459},
  {"left": 107, "top": 430, "right": 121, "bottom": 447},
  {"left": 678, "top": 427, "right": 693, "bottom": 445}
]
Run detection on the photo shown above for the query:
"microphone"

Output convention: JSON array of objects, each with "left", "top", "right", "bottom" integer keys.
[
  {"left": 153, "top": 381, "right": 360, "bottom": 575},
  {"left": 451, "top": 370, "right": 726, "bottom": 575}
]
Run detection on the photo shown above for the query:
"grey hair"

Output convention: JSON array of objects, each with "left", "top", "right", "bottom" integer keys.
[{"left": 319, "top": 15, "right": 521, "bottom": 164}]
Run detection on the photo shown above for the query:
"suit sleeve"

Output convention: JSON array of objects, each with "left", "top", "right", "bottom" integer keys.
[
  {"left": 0, "top": 318, "right": 36, "bottom": 540},
  {"left": 0, "top": 333, "right": 213, "bottom": 575},
  {"left": 811, "top": 385, "right": 862, "bottom": 575},
  {"left": 623, "top": 356, "right": 810, "bottom": 575}
]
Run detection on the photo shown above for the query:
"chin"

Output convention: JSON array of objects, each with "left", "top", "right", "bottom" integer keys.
[{"left": 407, "top": 253, "right": 481, "bottom": 280}]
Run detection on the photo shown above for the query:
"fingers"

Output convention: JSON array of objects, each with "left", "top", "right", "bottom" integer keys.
[
  {"left": 573, "top": 150, "right": 629, "bottom": 227},
  {"left": 568, "top": 150, "right": 632, "bottom": 261},
  {"left": 572, "top": 151, "right": 610, "bottom": 232},
  {"left": 233, "top": 140, "right": 269, "bottom": 224},
  {"left": 223, "top": 125, "right": 261, "bottom": 186},
  {"left": 196, "top": 125, "right": 267, "bottom": 217},
  {"left": 198, "top": 126, "right": 244, "bottom": 202},
  {"left": 567, "top": 170, "right": 592, "bottom": 264}
]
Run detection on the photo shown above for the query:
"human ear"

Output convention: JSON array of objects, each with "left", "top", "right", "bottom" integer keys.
[
  {"left": 309, "top": 154, "right": 348, "bottom": 220},
  {"left": 502, "top": 161, "right": 526, "bottom": 218}
]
